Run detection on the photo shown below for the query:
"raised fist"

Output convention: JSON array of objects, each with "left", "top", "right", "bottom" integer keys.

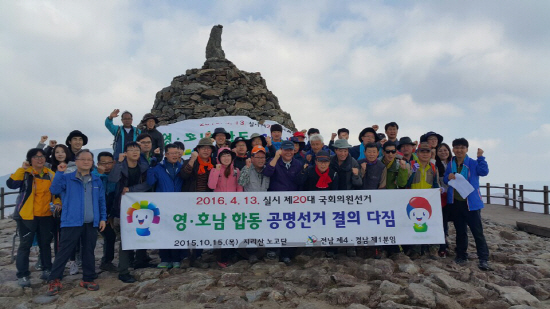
[
  {"left": 40, "top": 135, "right": 48, "bottom": 143},
  {"left": 22, "top": 161, "right": 30, "bottom": 169},
  {"left": 110, "top": 109, "right": 120, "bottom": 119},
  {"left": 477, "top": 148, "right": 484, "bottom": 157},
  {"left": 57, "top": 162, "right": 68, "bottom": 172},
  {"left": 306, "top": 154, "right": 312, "bottom": 162},
  {"left": 97, "top": 164, "right": 105, "bottom": 174},
  {"left": 205, "top": 132, "right": 212, "bottom": 138},
  {"left": 372, "top": 125, "right": 379, "bottom": 132},
  {"left": 216, "top": 164, "right": 222, "bottom": 170},
  {"left": 190, "top": 151, "right": 199, "bottom": 160},
  {"left": 331, "top": 133, "right": 337, "bottom": 140},
  {"left": 245, "top": 158, "right": 252, "bottom": 168},
  {"left": 398, "top": 159, "right": 407, "bottom": 169},
  {"left": 154, "top": 148, "right": 160, "bottom": 154},
  {"left": 265, "top": 136, "right": 272, "bottom": 146},
  {"left": 48, "top": 140, "right": 57, "bottom": 148},
  {"left": 303, "top": 163, "right": 309, "bottom": 170},
  {"left": 275, "top": 149, "right": 282, "bottom": 158},
  {"left": 352, "top": 167, "right": 359, "bottom": 175},
  {"left": 118, "top": 153, "right": 126, "bottom": 162}
]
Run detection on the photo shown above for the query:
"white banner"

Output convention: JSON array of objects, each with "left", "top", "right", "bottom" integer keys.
[
  {"left": 157, "top": 116, "right": 294, "bottom": 156},
  {"left": 120, "top": 189, "right": 445, "bottom": 250}
]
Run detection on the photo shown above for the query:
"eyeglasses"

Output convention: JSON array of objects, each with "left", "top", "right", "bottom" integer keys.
[
  {"left": 418, "top": 149, "right": 431, "bottom": 153},
  {"left": 98, "top": 161, "right": 114, "bottom": 165},
  {"left": 32, "top": 155, "right": 46, "bottom": 159},
  {"left": 76, "top": 158, "right": 94, "bottom": 162},
  {"left": 384, "top": 150, "right": 396, "bottom": 154}
]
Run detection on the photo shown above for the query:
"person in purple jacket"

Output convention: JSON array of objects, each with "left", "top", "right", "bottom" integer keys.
[{"left": 262, "top": 140, "right": 302, "bottom": 264}]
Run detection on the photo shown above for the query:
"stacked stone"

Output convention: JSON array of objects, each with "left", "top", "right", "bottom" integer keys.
[{"left": 150, "top": 25, "right": 296, "bottom": 131}]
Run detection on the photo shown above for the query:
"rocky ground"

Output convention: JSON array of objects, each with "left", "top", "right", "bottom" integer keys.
[{"left": 0, "top": 217, "right": 549, "bottom": 309}]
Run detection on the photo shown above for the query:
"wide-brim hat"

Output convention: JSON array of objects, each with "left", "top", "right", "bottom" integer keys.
[
  {"left": 217, "top": 147, "right": 236, "bottom": 162},
  {"left": 333, "top": 139, "right": 352, "bottom": 149},
  {"left": 420, "top": 131, "right": 443, "bottom": 145},
  {"left": 213, "top": 127, "right": 231, "bottom": 140},
  {"left": 397, "top": 137, "right": 416, "bottom": 150},
  {"left": 66, "top": 130, "right": 88, "bottom": 146},
  {"left": 193, "top": 137, "right": 216, "bottom": 152},
  {"left": 247, "top": 133, "right": 267, "bottom": 148},
  {"left": 358, "top": 127, "right": 380, "bottom": 143},
  {"left": 290, "top": 136, "right": 305, "bottom": 152},
  {"left": 141, "top": 113, "right": 159, "bottom": 125},
  {"left": 231, "top": 137, "right": 249, "bottom": 151}
]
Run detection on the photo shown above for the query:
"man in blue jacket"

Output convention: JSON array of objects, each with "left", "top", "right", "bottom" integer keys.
[
  {"left": 47, "top": 149, "right": 106, "bottom": 296},
  {"left": 147, "top": 144, "right": 186, "bottom": 268},
  {"left": 444, "top": 138, "right": 491, "bottom": 271},
  {"left": 105, "top": 109, "right": 141, "bottom": 159}
]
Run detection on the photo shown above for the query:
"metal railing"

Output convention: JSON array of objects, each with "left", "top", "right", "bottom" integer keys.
[
  {"left": 481, "top": 183, "right": 549, "bottom": 215},
  {"left": 0, "top": 187, "right": 18, "bottom": 219}
]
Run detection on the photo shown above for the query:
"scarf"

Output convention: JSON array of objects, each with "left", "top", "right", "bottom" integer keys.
[
  {"left": 315, "top": 166, "right": 332, "bottom": 189},
  {"left": 451, "top": 156, "right": 469, "bottom": 179},
  {"left": 197, "top": 156, "right": 214, "bottom": 175},
  {"left": 358, "top": 143, "right": 366, "bottom": 160}
]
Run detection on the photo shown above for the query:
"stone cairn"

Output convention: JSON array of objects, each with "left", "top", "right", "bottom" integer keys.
[{"left": 150, "top": 24, "right": 297, "bottom": 131}]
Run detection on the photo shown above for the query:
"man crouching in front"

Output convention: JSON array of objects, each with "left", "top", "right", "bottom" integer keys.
[{"left": 46, "top": 149, "right": 106, "bottom": 296}]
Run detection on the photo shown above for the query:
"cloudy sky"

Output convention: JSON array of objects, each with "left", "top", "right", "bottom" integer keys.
[{"left": 1, "top": 1, "right": 549, "bottom": 187}]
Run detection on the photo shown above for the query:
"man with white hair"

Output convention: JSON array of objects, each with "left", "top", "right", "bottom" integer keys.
[{"left": 305, "top": 134, "right": 334, "bottom": 165}]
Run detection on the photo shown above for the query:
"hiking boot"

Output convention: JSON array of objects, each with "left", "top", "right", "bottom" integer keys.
[
  {"left": 118, "top": 273, "right": 136, "bottom": 283},
  {"left": 133, "top": 262, "right": 155, "bottom": 269},
  {"left": 41, "top": 270, "right": 51, "bottom": 281},
  {"left": 100, "top": 262, "right": 118, "bottom": 272},
  {"left": 346, "top": 247, "right": 357, "bottom": 257},
  {"left": 47, "top": 279, "right": 62, "bottom": 296},
  {"left": 454, "top": 257, "right": 468, "bottom": 266},
  {"left": 478, "top": 260, "right": 493, "bottom": 271},
  {"left": 80, "top": 280, "right": 99, "bottom": 291},
  {"left": 75, "top": 253, "right": 82, "bottom": 267},
  {"left": 18, "top": 276, "right": 31, "bottom": 288},
  {"left": 157, "top": 262, "right": 173, "bottom": 269}
]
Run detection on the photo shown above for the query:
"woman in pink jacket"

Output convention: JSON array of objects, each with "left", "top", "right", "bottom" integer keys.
[
  {"left": 208, "top": 147, "right": 242, "bottom": 267},
  {"left": 208, "top": 147, "right": 243, "bottom": 192}
]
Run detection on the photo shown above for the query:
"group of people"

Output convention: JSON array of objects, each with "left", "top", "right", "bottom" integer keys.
[{"left": 7, "top": 111, "right": 491, "bottom": 297}]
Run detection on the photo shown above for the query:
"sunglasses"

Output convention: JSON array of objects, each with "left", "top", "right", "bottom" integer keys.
[{"left": 384, "top": 150, "right": 396, "bottom": 154}]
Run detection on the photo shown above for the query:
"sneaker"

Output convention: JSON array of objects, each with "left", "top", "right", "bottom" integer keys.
[
  {"left": 346, "top": 247, "right": 357, "bottom": 257},
  {"left": 35, "top": 260, "right": 43, "bottom": 271},
  {"left": 454, "top": 257, "right": 468, "bottom": 266},
  {"left": 217, "top": 261, "right": 229, "bottom": 268},
  {"left": 47, "top": 279, "right": 62, "bottom": 296},
  {"left": 18, "top": 276, "right": 31, "bottom": 288},
  {"left": 41, "top": 270, "right": 51, "bottom": 281},
  {"left": 79, "top": 280, "right": 99, "bottom": 291},
  {"left": 100, "top": 262, "right": 118, "bottom": 272},
  {"left": 438, "top": 250, "right": 448, "bottom": 258},
  {"left": 478, "top": 260, "right": 493, "bottom": 271},
  {"left": 118, "top": 273, "right": 136, "bottom": 283},
  {"left": 172, "top": 262, "right": 181, "bottom": 268},
  {"left": 266, "top": 250, "right": 278, "bottom": 260},
  {"left": 248, "top": 255, "right": 259, "bottom": 264},
  {"left": 157, "top": 262, "right": 173, "bottom": 269},
  {"left": 68, "top": 261, "right": 79, "bottom": 275},
  {"left": 281, "top": 257, "right": 292, "bottom": 266}
]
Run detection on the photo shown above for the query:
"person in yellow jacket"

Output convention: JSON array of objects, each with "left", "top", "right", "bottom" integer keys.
[{"left": 7, "top": 148, "right": 60, "bottom": 287}]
